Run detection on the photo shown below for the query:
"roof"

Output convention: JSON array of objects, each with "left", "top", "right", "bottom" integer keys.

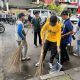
[{"left": 28, "top": 9, "right": 51, "bottom": 11}]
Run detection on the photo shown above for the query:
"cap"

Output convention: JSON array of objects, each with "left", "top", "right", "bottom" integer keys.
[
  {"left": 18, "top": 13, "right": 25, "bottom": 18},
  {"left": 61, "top": 10, "right": 69, "bottom": 16},
  {"left": 50, "top": 15, "right": 57, "bottom": 26}
]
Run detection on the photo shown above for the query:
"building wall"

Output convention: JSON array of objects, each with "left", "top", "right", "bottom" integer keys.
[
  {"left": 70, "top": 0, "right": 78, "bottom": 2},
  {"left": 7, "top": 0, "right": 32, "bottom": 7},
  {"left": 59, "top": 0, "right": 79, "bottom": 3}
]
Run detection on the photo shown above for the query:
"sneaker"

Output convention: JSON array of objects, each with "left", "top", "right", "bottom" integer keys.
[
  {"left": 21, "top": 57, "right": 31, "bottom": 61},
  {"left": 48, "top": 63, "right": 53, "bottom": 69},
  {"left": 34, "top": 45, "right": 38, "bottom": 48},
  {"left": 21, "top": 57, "right": 27, "bottom": 61},
  {"left": 73, "top": 53, "right": 78, "bottom": 56},
  {"left": 35, "top": 62, "right": 40, "bottom": 67},
  {"left": 27, "top": 57, "right": 31, "bottom": 60}
]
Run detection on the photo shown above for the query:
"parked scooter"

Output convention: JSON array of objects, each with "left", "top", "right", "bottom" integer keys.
[{"left": 0, "top": 23, "right": 5, "bottom": 33}]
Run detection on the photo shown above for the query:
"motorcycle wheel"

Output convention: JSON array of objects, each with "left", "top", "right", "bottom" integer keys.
[{"left": 0, "top": 25, "right": 5, "bottom": 33}]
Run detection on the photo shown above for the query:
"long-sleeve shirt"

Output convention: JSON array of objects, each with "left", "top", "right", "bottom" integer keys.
[
  {"left": 17, "top": 24, "right": 25, "bottom": 40},
  {"left": 15, "top": 21, "right": 25, "bottom": 41},
  {"left": 41, "top": 22, "right": 61, "bottom": 46}
]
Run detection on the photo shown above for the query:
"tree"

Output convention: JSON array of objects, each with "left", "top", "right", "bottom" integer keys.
[{"left": 47, "top": 4, "right": 63, "bottom": 15}]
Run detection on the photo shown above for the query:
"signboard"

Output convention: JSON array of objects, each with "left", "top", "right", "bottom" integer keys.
[{"left": 44, "top": 0, "right": 53, "bottom": 4}]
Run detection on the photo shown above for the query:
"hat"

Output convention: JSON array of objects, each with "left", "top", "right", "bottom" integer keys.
[
  {"left": 18, "top": 13, "right": 25, "bottom": 18},
  {"left": 50, "top": 15, "right": 57, "bottom": 26},
  {"left": 61, "top": 10, "right": 68, "bottom": 16}
]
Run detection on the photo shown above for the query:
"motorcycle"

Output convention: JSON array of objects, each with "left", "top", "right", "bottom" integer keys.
[{"left": 0, "top": 23, "right": 5, "bottom": 33}]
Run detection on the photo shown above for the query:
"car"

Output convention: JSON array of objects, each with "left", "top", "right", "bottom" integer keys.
[
  {"left": 28, "top": 9, "right": 51, "bottom": 23},
  {"left": 70, "top": 16, "right": 79, "bottom": 25}
]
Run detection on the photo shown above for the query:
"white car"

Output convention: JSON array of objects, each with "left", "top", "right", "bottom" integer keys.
[
  {"left": 70, "top": 16, "right": 79, "bottom": 24},
  {"left": 28, "top": 9, "right": 51, "bottom": 23}
]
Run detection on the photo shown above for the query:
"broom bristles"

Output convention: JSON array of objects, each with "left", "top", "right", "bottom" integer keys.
[
  {"left": 35, "top": 48, "right": 44, "bottom": 77},
  {"left": 6, "top": 43, "right": 22, "bottom": 73}
]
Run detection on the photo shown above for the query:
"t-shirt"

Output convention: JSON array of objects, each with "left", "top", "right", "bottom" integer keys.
[
  {"left": 74, "top": 23, "right": 80, "bottom": 40},
  {"left": 41, "top": 22, "right": 61, "bottom": 46},
  {"left": 61, "top": 18, "right": 73, "bottom": 44}
]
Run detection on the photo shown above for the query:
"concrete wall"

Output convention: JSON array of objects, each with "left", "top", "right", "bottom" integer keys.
[{"left": 8, "top": 0, "right": 32, "bottom": 7}]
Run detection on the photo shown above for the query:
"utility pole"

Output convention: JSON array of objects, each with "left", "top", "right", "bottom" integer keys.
[
  {"left": 78, "top": 0, "right": 80, "bottom": 6},
  {"left": 1, "top": 0, "right": 4, "bottom": 10},
  {"left": 37, "top": 0, "right": 39, "bottom": 4},
  {"left": 5, "top": 0, "right": 9, "bottom": 13}
]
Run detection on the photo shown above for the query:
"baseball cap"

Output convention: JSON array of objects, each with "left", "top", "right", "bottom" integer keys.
[
  {"left": 18, "top": 13, "right": 25, "bottom": 18},
  {"left": 61, "top": 10, "right": 69, "bottom": 16},
  {"left": 50, "top": 15, "right": 57, "bottom": 26}
]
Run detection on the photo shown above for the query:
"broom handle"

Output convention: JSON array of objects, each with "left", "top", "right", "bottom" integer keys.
[
  {"left": 26, "top": 28, "right": 30, "bottom": 36},
  {"left": 59, "top": 52, "right": 61, "bottom": 64}
]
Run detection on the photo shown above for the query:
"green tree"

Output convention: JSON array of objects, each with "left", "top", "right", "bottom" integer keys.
[{"left": 47, "top": 4, "right": 63, "bottom": 15}]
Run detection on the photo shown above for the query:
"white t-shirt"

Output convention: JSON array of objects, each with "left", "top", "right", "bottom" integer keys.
[{"left": 74, "top": 25, "right": 80, "bottom": 40}]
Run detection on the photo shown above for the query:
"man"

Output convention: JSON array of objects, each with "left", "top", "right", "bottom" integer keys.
[
  {"left": 28, "top": 11, "right": 32, "bottom": 23},
  {"left": 73, "top": 17, "right": 80, "bottom": 56},
  {"left": 31, "top": 11, "right": 41, "bottom": 47},
  {"left": 46, "top": 11, "right": 63, "bottom": 28},
  {"left": 15, "top": 13, "right": 30, "bottom": 61},
  {"left": 61, "top": 10, "right": 73, "bottom": 63},
  {"left": 40, "top": 15, "right": 61, "bottom": 67}
]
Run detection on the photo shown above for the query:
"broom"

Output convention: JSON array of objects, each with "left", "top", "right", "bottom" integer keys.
[
  {"left": 6, "top": 43, "right": 22, "bottom": 73},
  {"left": 6, "top": 28, "right": 29, "bottom": 73},
  {"left": 35, "top": 46, "right": 44, "bottom": 77}
]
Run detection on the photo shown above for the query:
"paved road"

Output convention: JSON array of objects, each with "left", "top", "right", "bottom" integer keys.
[{"left": 0, "top": 24, "right": 80, "bottom": 80}]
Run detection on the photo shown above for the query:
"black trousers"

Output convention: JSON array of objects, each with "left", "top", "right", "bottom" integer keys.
[
  {"left": 60, "top": 43, "right": 69, "bottom": 62},
  {"left": 34, "top": 31, "right": 41, "bottom": 46},
  {"left": 42, "top": 40, "right": 57, "bottom": 63}
]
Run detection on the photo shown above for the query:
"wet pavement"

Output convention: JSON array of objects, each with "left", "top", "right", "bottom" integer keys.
[{"left": 0, "top": 23, "right": 80, "bottom": 80}]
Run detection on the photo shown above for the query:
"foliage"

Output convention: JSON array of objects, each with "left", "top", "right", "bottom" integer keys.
[{"left": 47, "top": 4, "right": 63, "bottom": 15}]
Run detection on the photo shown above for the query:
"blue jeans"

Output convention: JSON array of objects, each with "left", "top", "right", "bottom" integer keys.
[{"left": 77, "top": 40, "right": 80, "bottom": 56}]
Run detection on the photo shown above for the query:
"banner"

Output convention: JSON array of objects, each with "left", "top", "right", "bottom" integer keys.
[{"left": 44, "top": 0, "right": 53, "bottom": 4}]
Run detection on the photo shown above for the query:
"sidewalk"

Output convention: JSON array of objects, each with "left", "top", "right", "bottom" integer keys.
[{"left": 28, "top": 67, "right": 80, "bottom": 80}]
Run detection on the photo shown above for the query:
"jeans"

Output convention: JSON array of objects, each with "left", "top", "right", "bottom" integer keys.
[
  {"left": 77, "top": 40, "right": 80, "bottom": 56},
  {"left": 17, "top": 40, "right": 28, "bottom": 58},
  {"left": 42, "top": 40, "right": 57, "bottom": 64}
]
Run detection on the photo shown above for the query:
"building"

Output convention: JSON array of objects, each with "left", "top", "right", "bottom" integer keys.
[
  {"left": 60, "top": 0, "right": 80, "bottom": 5},
  {"left": 52, "top": 0, "right": 80, "bottom": 4},
  {"left": 0, "top": 0, "right": 41, "bottom": 10},
  {"left": 8, "top": 0, "right": 32, "bottom": 8}
]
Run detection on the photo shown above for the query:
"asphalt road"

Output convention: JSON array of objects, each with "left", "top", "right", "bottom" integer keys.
[{"left": 0, "top": 23, "right": 80, "bottom": 80}]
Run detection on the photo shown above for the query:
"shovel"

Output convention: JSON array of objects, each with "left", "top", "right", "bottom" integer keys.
[{"left": 49, "top": 52, "right": 62, "bottom": 74}]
